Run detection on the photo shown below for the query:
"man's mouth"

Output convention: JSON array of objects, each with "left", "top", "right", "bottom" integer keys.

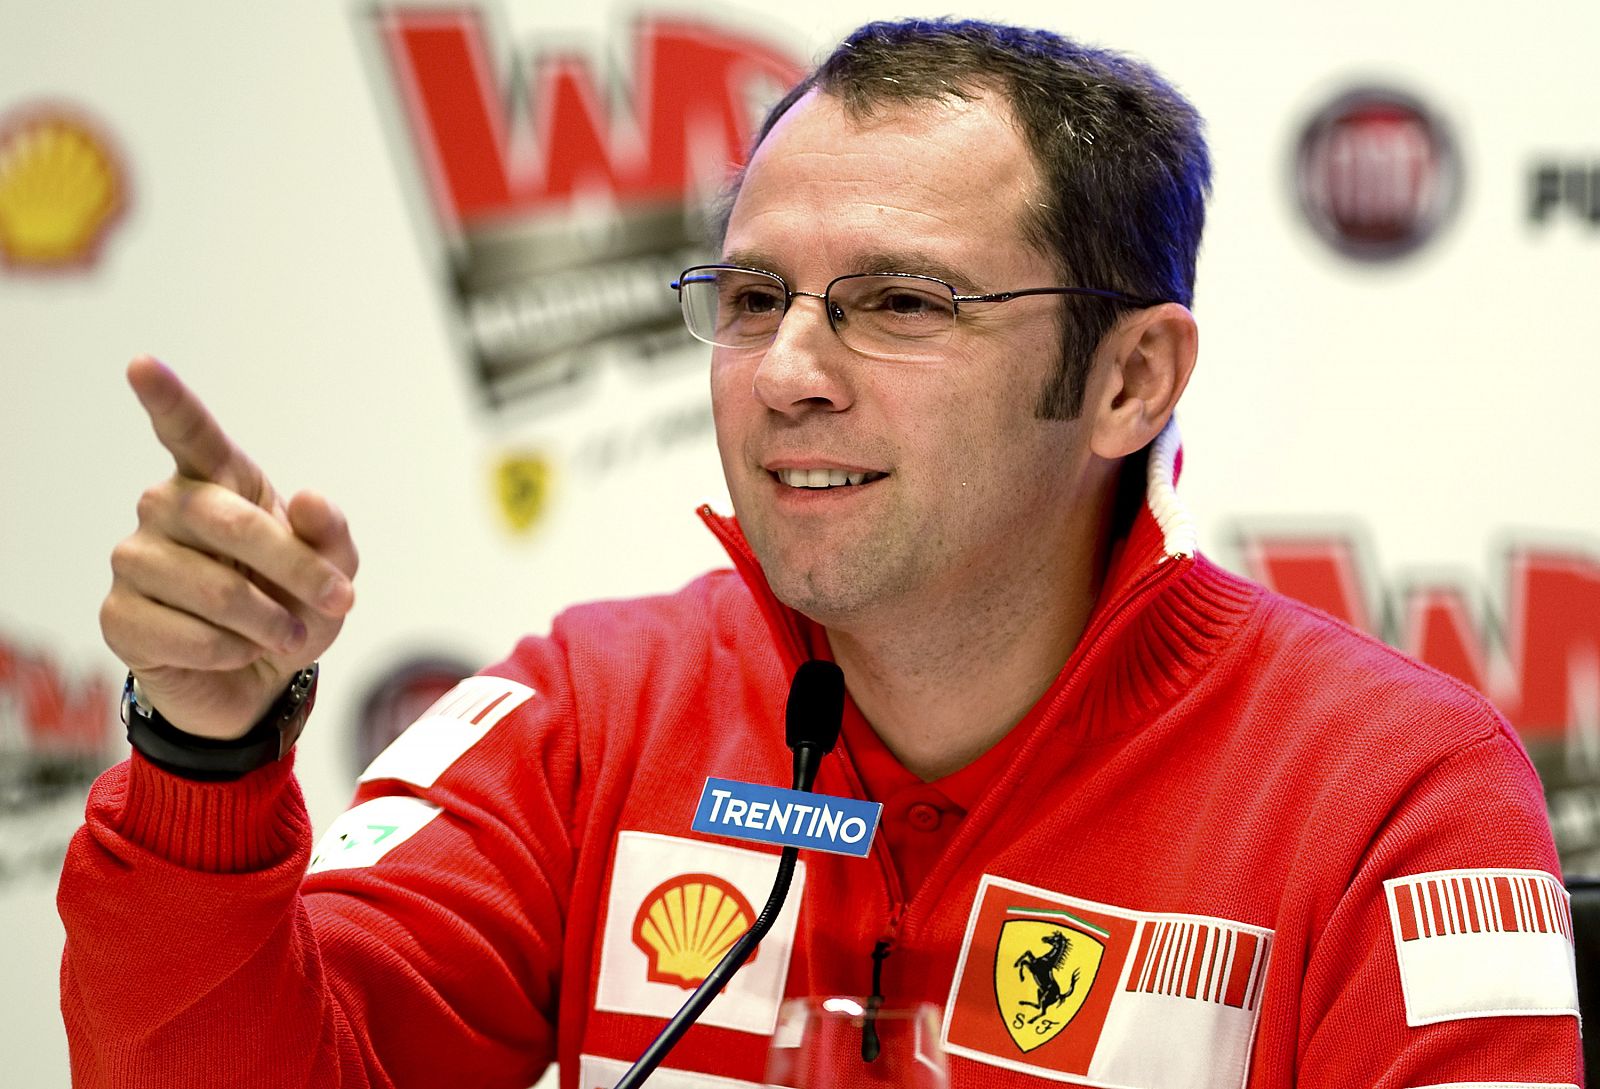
[{"left": 772, "top": 468, "right": 889, "bottom": 489}]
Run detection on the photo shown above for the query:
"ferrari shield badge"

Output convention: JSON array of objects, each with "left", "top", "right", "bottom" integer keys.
[
  {"left": 945, "top": 874, "right": 1273, "bottom": 1088},
  {"left": 995, "top": 909, "right": 1107, "bottom": 1051}
]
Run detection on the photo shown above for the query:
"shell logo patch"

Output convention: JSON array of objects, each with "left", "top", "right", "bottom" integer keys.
[
  {"left": 945, "top": 874, "right": 1271, "bottom": 1089},
  {"left": 632, "top": 873, "right": 757, "bottom": 988},
  {"left": 995, "top": 910, "right": 1107, "bottom": 1053},
  {"left": 0, "top": 105, "right": 128, "bottom": 270},
  {"left": 595, "top": 831, "right": 803, "bottom": 1035}
]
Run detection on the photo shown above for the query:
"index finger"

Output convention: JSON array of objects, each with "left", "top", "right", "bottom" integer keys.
[{"left": 127, "top": 356, "right": 267, "bottom": 500}]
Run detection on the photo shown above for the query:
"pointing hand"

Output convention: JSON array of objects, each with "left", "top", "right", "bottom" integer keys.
[{"left": 100, "top": 357, "right": 358, "bottom": 740}]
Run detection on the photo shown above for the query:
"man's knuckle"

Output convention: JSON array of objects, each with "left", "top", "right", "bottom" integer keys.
[
  {"left": 198, "top": 573, "right": 242, "bottom": 618},
  {"left": 134, "top": 485, "right": 167, "bottom": 524},
  {"left": 108, "top": 537, "right": 141, "bottom": 578},
  {"left": 98, "top": 595, "right": 124, "bottom": 639},
  {"left": 190, "top": 628, "right": 245, "bottom": 670},
  {"left": 211, "top": 502, "right": 254, "bottom": 547}
]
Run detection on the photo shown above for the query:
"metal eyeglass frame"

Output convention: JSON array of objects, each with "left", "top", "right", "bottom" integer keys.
[{"left": 670, "top": 263, "right": 1168, "bottom": 355}]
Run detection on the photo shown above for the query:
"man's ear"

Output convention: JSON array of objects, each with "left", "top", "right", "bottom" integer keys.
[{"left": 1088, "top": 302, "right": 1198, "bottom": 460}]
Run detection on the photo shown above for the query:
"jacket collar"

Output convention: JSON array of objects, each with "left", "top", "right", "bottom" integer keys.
[{"left": 699, "top": 417, "right": 1255, "bottom": 744}]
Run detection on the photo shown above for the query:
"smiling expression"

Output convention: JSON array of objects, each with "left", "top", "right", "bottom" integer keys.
[{"left": 711, "top": 89, "right": 1107, "bottom": 631}]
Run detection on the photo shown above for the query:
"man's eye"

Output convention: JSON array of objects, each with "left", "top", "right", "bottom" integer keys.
[
  {"left": 884, "top": 292, "right": 938, "bottom": 315},
  {"left": 733, "top": 289, "right": 784, "bottom": 315},
  {"left": 868, "top": 289, "right": 952, "bottom": 319}
]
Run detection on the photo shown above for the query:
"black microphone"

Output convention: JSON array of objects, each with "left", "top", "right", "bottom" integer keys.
[
  {"left": 786, "top": 659, "right": 846, "bottom": 792},
  {"left": 610, "top": 660, "right": 845, "bottom": 1089}
]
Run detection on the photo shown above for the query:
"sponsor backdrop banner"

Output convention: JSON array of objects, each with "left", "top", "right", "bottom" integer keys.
[{"left": 2, "top": 1, "right": 1595, "bottom": 1084}]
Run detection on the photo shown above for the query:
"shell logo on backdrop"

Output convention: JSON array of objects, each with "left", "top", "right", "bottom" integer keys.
[
  {"left": 1292, "top": 87, "right": 1460, "bottom": 261},
  {"left": 1237, "top": 530, "right": 1600, "bottom": 874},
  {"left": 365, "top": 8, "right": 803, "bottom": 414},
  {"left": 0, "top": 103, "right": 129, "bottom": 272}
]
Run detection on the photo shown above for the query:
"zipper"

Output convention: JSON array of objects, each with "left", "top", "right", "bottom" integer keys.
[
  {"left": 860, "top": 936, "right": 894, "bottom": 1061},
  {"left": 861, "top": 900, "right": 906, "bottom": 1061}
]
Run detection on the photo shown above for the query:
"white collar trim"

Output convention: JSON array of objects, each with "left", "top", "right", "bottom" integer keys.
[{"left": 1147, "top": 416, "right": 1196, "bottom": 560}]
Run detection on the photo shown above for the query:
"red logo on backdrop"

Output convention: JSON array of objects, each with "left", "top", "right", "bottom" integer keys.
[
  {"left": 1237, "top": 531, "right": 1600, "bottom": 871},
  {"left": 1293, "top": 88, "right": 1460, "bottom": 261},
  {"left": 0, "top": 631, "right": 118, "bottom": 884},
  {"left": 367, "top": 8, "right": 802, "bottom": 411}
]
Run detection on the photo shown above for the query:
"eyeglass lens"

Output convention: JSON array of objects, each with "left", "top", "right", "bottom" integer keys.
[{"left": 679, "top": 268, "right": 958, "bottom": 361}]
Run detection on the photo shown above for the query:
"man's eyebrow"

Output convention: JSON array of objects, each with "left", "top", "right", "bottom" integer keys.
[
  {"left": 717, "top": 249, "right": 983, "bottom": 293},
  {"left": 852, "top": 251, "right": 980, "bottom": 292},
  {"left": 720, "top": 250, "right": 783, "bottom": 275}
]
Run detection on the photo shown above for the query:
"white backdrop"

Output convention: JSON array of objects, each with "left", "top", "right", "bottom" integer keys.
[{"left": 3, "top": 1, "right": 1597, "bottom": 1084}]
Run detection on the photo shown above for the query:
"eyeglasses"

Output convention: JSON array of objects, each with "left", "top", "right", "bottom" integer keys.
[{"left": 671, "top": 264, "right": 1164, "bottom": 363}]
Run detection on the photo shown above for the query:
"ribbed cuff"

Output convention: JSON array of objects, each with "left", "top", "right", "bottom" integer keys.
[{"left": 120, "top": 748, "right": 308, "bottom": 873}]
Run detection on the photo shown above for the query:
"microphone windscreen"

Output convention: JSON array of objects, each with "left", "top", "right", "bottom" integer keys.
[{"left": 785, "top": 660, "right": 845, "bottom": 754}]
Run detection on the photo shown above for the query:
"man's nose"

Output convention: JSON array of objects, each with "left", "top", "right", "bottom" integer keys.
[{"left": 750, "top": 294, "right": 855, "bottom": 416}]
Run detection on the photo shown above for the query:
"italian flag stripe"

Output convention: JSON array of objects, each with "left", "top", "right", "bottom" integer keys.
[{"left": 1005, "top": 906, "right": 1111, "bottom": 939}]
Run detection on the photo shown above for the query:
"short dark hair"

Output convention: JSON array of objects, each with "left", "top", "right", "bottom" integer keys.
[{"left": 727, "top": 18, "right": 1211, "bottom": 419}]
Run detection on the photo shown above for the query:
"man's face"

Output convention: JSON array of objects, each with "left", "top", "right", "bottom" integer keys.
[{"left": 712, "top": 90, "right": 1104, "bottom": 628}]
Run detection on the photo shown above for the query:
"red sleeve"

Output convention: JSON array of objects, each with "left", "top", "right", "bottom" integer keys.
[
  {"left": 57, "top": 636, "right": 581, "bottom": 1089},
  {"left": 1297, "top": 728, "right": 1584, "bottom": 1089}
]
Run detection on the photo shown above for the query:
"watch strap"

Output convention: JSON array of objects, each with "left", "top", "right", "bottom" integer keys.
[{"left": 123, "top": 665, "right": 318, "bottom": 782}]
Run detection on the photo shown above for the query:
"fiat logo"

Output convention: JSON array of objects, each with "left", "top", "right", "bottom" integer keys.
[{"left": 1294, "top": 88, "right": 1461, "bottom": 261}]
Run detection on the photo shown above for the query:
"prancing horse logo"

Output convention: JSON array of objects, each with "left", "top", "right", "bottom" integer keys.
[
  {"left": 993, "top": 912, "right": 1107, "bottom": 1052},
  {"left": 1015, "top": 931, "right": 1081, "bottom": 1022}
]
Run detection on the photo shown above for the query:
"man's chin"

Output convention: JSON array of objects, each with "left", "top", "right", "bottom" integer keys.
[{"left": 759, "top": 554, "right": 903, "bottom": 630}]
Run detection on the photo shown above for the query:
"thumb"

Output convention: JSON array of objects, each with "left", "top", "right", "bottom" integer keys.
[{"left": 287, "top": 489, "right": 360, "bottom": 591}]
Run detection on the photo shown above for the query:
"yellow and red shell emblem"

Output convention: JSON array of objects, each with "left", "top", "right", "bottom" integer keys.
[
  {"left": 0, "top": 105, "right": 128, "bottom": 269},
  {"left": 631, "top": 873, "right": 757, "bottom": 988}
]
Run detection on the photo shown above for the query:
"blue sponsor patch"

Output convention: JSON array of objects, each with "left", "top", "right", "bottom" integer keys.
[{"left": 691, "top": 777, "right": 882, "bottom": 858}]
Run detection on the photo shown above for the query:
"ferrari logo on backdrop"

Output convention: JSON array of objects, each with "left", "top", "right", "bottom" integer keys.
[
  {"left": 493, "top": 451, "right": 551, "bottom": 534},
  {"left": 995, "top": 912, "right": 1106, "bottom": 1052},
  {"left": 0, "top": 103, "right": 129, "bottom": 271}
]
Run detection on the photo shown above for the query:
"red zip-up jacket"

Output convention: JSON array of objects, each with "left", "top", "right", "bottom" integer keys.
[{"left": 59, "top": 440, "right": 1581, "bottom": 1089}]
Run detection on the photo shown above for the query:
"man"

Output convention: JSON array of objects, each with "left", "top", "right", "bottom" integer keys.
[{"left": 60, "top": 18, "right": 1581, "bottom": 1089}]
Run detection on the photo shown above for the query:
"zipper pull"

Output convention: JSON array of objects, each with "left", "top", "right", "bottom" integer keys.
[{"left": 861, "top": 938, "right": 893, "bottom": 1062}]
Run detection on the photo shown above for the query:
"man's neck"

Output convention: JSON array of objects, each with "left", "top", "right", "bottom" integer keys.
[{"left": 824, "top": 484, "right": 1117, "bottom": 782}]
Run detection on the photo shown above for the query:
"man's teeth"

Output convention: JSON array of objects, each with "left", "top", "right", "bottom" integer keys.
[{"left": 776, "top": 468, "right": 881, "bottom": 488}]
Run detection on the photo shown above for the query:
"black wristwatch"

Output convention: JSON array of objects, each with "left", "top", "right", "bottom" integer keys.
[{"left": 121, "top": 665, "right": 318, "bottom": 782}]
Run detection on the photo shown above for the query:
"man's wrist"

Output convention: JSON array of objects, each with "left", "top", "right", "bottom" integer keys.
[{"left": 121, "top": 665, "right": 318, "bottom": 782}]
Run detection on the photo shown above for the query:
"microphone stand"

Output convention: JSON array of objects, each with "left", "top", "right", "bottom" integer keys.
[
  {"left": 610, "top": 663, "right": 842, "bottom": 1089},
  {"left": 611, "top": 842, "right": 802, "bottom": 1089}
]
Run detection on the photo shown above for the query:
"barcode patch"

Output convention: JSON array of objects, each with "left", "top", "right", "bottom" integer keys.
[
  {"left": 1391, "top": 872, "right": 1572, "bottom": 942},
  {"left": 1124, "top": 920, "right": 1268, "bottom": 1011},
  {"left": 1384, "top": 868, "right": 1578, "bottom": 1026}
]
